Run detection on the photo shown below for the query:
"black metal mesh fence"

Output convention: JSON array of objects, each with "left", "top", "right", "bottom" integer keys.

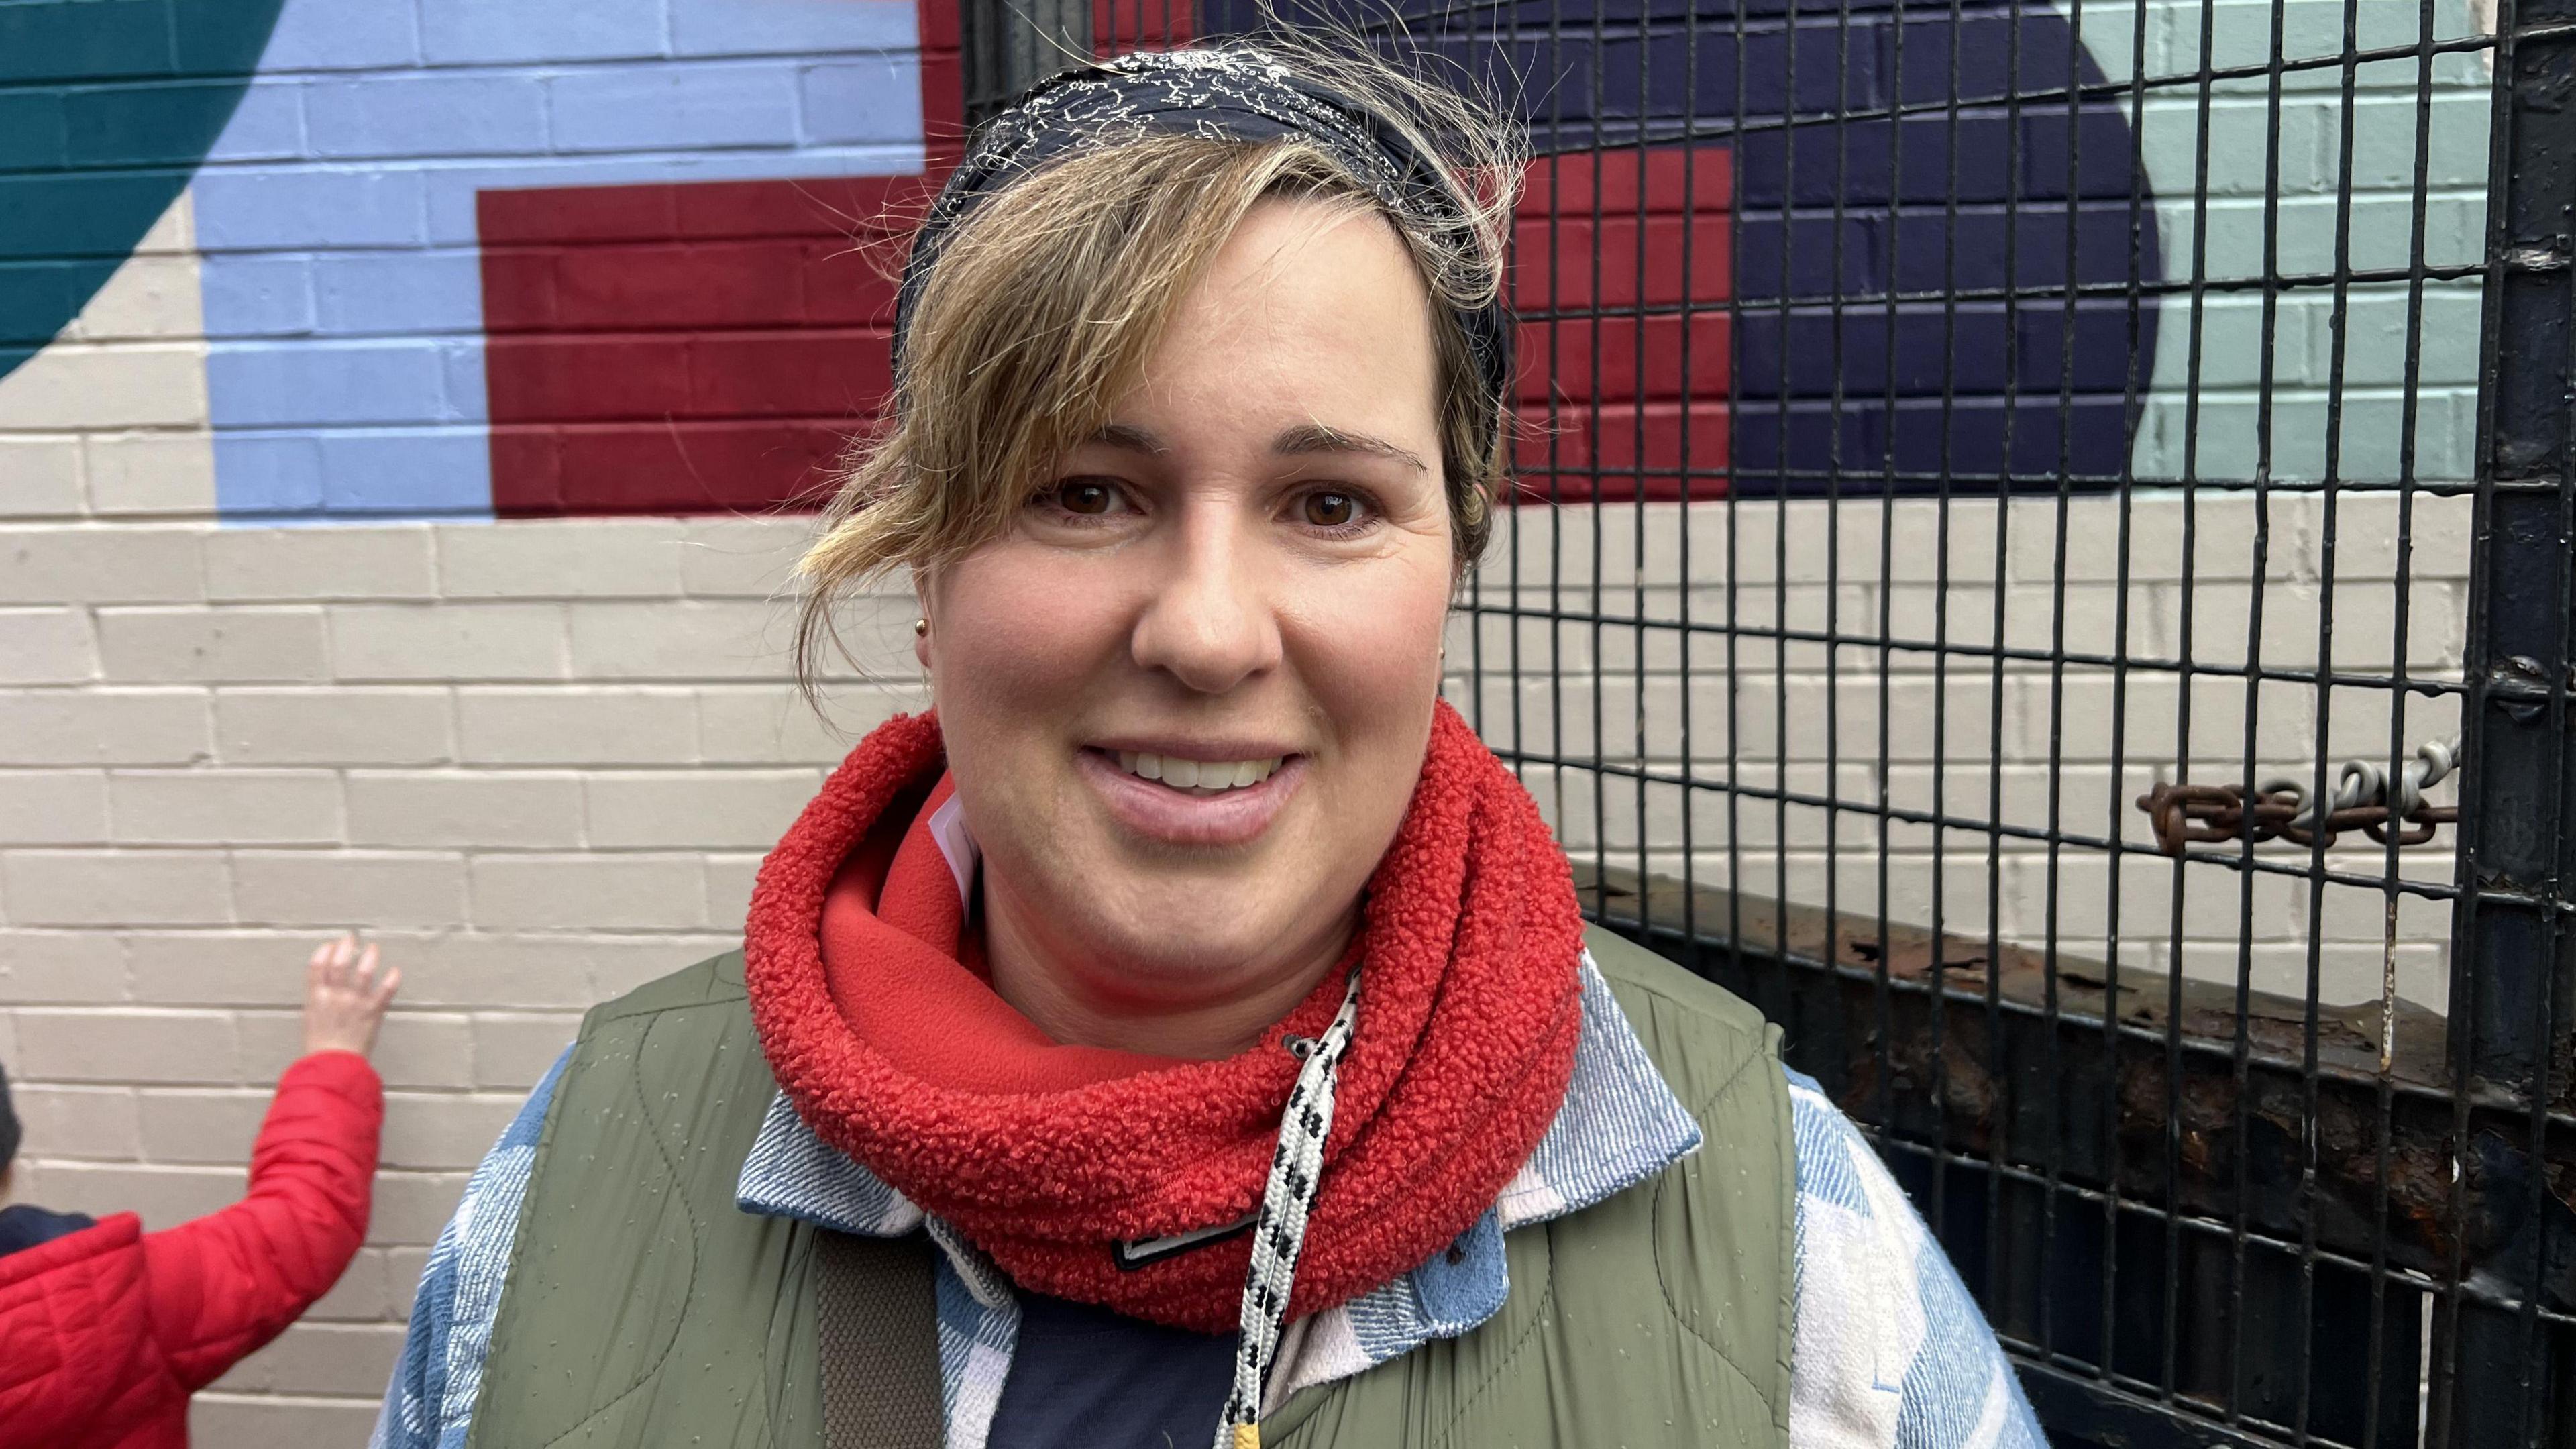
[{"left": 967, "top": 1, "right": 2573, "bottom": 1441}]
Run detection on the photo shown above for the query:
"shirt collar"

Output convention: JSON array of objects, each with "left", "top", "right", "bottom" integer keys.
[{"left": 737, "top": 946, "right": 1703, "bottom": 1388}]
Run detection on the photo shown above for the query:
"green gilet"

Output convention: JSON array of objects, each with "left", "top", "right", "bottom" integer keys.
[{"left": 464, "top": 926, "right": 1795, "bottom": 1449}]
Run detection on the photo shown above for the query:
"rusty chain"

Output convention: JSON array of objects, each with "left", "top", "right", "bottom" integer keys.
[{"left": 2137, "top": 737, "right": 2461, "bottom": 855}]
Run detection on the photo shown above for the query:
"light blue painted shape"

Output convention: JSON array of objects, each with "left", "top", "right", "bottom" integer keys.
[
  {"left": 199, "top": 252, "right": 318, "bottom": 335},
  {"left": 548, "top": 60, "right": 805, "bottom": 153},
  {"left": 802, "top": 57, "right": 926, "bottom": 146},
  {"left": 304, "top": 74, "right": 553, "bottom": 160},
  {"left": 209, "top": 338, "right": 458, "bottom": 427},
  {"left": 671, "top": 0, "right": 922, "bottom": 57},
  {"left": 418, "top": 0, "right": 672, "bottom": 67},
  {"left": 195, "top": 166, "right": 431, "bottom": 251},
  {"left": 207, "top": 79, "right": 309, "bottom": 161},
  {"left": 312, "top": 248, "right": 484, "bottom": 335},
  {"left": 256, "top": 1, "right": 419, "bottom": 72},
  {"left": 205, "top": 0, "right": 927, "bottom": 523}
]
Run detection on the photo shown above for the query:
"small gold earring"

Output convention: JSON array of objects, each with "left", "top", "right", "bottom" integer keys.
[{"left": 914, "top": 617, "right": 929, "bottom": 637}]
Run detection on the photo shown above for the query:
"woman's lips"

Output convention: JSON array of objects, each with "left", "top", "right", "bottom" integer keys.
[{"left": 1076, "top": 747, "right": 1306, "bottom": 848}]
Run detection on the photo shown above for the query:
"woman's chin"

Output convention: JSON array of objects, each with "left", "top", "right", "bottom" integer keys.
[{"left": 1073, "top": 747, "right": 1308, "bottom": 850}]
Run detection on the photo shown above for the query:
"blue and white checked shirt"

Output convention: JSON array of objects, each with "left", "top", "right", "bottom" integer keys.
[{"left": 370, "top": 955, "right": 2043, "bottom": 1449}]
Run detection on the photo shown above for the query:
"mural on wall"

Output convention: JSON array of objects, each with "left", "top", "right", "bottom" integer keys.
[{"left": 1, "top": 0, "right": 2489, "bottom": 523}]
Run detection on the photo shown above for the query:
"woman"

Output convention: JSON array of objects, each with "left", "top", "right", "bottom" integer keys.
[{"left": 374, "top": 40, "right": 2043, "bottom": 1449}]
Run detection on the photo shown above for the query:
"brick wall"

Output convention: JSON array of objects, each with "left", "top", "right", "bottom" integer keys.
[
  {"left": 1, "top": 499, "right": 924, "bottom": 1438},
  {"left": 3, "top": 207, "right": 923, "bottom": 1433}
]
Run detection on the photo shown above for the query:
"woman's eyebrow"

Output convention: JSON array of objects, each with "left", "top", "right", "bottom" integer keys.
[
  {"left": 1091, "top": 421, "right": 1171, "bottom": 454},
  {"left": 1271, "top": 423, "right": 1429, "bottom": 472}
]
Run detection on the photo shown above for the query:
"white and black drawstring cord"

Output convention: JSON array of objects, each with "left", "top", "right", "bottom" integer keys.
[{"left": 1214, "top": 968, "right": 1362, "bottom": 1449}]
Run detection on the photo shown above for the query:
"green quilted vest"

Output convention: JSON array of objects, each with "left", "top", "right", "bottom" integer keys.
[{"left": 464, "top": 926, "right": 1795, "bottom": 1449}]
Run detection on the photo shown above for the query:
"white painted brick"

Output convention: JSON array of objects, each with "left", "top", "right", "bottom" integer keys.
[
  {"left": 362, "top": 1012, "right": 477, "bottom": 1091},
  {"left": 369, "top": 1167, "right": 474, "bottom": 1244},
  {"left": 566, "top": 598, "right": 801, "bottom": 680},
  {"left": 231, "top": 851, "right": 468, "bottom": 930},
  {"left": 677, "top": 516, "right": 814, "bottom": 597},
  {"left": 582, "top": 769, "right": 819, "bottom": 848},
  {"left": 11, "top": 1084, "right": 142, "bottom": 1159},
  {"left": 469, "top": 854, "right": 707, "bottom": 931},
  {"left": 0, "top": 688, "right": 211, "bottom": 766},
  {"left": 66, "top": 257, "right": 204, "bottom": 343},
  {"left": 471, "top": 1012, "right": 581, "bottom": 1089},
  {"left": 0, "top": 608, "right": 97, "bottom": 684},
  {"left": 0, "top": 769, "right": 109, "bottom": 844},
  {"left": 95, "top": 606, "right": 329, "bottom": 683},
  {"left": 0, "top": 343, "right": 207, "bottom": 431},
  {"left": 378, "top": 930, "right": 728, "bottom": 1008},
  {"left": 135, "top": 1089, "right": 272, "bottom": 1164},
  {"left": 346, "top": 771, "right": 584, "bottom": 848},
  {"left": 298, "top": 1247, "right": 396, "bottom": 1323},
  {"left": 0, "top": 525, "right": 203, "bottom": 602},
  {"left": 0, "top": 928, "right": 125, "bottom": 1002},
  {"left": 327, "top": 602, "right": 566, "bottom": 681},
  {"left": 209, "top": 1319, "right": 412, "bottom": 1396},
  {"left": 13, "top": 1008, "right": 241, "bottom": 1085},
  {"left": 0, "top": 437, "right": 85, "bottom": 519},
  {"left": 126, "top": 931, "right": 333, "bottom": 1007},
  {"left": 435, "top": 517, "right": 685, "bottom": 598},
  {"left": 703, "top": 853, "right": 762, "bottom": 932},
  {"left": 205, "top": 524, "right": 438, "bottom": 602},
  {"left": 21, "top": 1160, "right": 241, "bottom": 1228},
  {"left": 455, "top": 686, "right": 694, "bottom": 764},
  {"left": 2, "top": 849, "right": 233, "bottom": 927},
  {"left": 107, "top": 769, "right": 344, "bottom": 845},
  {"left": 214, "top": 686, "right": 452, "bottom": 766},
  {"left": 80, "top": 432, "right": 219, "bottom": 518},
  {"left": 192, "top": 1392, "right": 388, "bottom": 1444},
  {"left": 378, "top": 1091, "right": 523, "bottom": 1171},
  {"left": 693, "top": 683, "right": 910, "bottom": 765}
]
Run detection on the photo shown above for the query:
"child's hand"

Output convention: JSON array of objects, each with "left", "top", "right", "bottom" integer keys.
[{"left": 303, "top": 932, "right": 401, "bottom": 1057}]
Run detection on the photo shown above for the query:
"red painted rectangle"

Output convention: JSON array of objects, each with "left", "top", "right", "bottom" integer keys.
[
  {"left": 1515, "top": 312, "right": 1731, "bottom": 405},
  {"left": 481, "top": 131, "right": 1736, "bottom": 517},
  {"left": 481, "top": 176, "right": 916, "bottom": 517}
]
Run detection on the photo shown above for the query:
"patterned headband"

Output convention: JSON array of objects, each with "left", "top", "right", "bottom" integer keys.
[{"left": 892, "top": 47, "right": 1514, "bottom": 440}]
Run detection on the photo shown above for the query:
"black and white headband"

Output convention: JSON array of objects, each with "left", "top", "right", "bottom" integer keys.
[{"left": 891, "top": 47, "right": 1514, "bottom": 431}]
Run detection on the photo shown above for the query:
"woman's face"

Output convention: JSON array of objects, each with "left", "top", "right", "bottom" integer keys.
[{"left": 921, "top": 195, "right": 1454, "bottom": 1022}]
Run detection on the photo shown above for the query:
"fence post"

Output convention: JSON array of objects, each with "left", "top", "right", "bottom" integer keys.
[
  {"left": 959, "top": 0, "right": 1091, "bottom": 127},
  {"left": 2442, "top": 0, "right": 2576, "bottom": 1441}
]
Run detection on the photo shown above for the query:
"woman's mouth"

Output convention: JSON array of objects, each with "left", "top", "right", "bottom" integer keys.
[
  {"left": 1112, "top": 751, "right": 1283, "bottom": 795},
  {"left": 1078, "top": 747, "right": 1305, "bottom": 847}
]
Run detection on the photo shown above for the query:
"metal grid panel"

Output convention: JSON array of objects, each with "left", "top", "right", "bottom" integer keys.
[{"left": 955, "top": 0, "right": 2572, "bottom": 1440}]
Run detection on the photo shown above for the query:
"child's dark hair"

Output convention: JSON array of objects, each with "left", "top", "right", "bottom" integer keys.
[{"left": 0, "top": 1058, "right": 19, "bottom": 1172}]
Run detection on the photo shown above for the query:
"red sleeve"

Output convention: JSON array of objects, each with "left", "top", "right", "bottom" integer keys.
[{"left": 139, "top": 1049, "right": 384, "bottom": 1391}]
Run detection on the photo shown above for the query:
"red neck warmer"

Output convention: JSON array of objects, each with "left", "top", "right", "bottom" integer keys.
[{"left": 743, "top": 702, "right": 1585, "bottom": 1332}]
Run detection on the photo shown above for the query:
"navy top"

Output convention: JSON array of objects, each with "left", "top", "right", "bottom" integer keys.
[
  {"left": 986, "top": 1291, "right": 1238, "bottom": 1449},
  {"left": 0, "top": 1203, "right": 97, "bottom": 1260}
]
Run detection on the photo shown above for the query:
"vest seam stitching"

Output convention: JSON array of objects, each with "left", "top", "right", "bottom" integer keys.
[
  {"left": 1428, "top": 1220, "right": 1560, "bottom": 1448},
  {"left": 536, "top": 1010, "right": 708, "bottom": 1449},
  {"left": 1652, "top": 1036, "right": 1777, "bottom": 1409}
]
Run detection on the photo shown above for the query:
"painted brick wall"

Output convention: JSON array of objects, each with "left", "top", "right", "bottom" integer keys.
[{"left": 1, "top": 494, "right": 926, "bottom": 1440}]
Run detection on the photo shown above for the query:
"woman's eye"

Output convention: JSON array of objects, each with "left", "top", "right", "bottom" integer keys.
[
  {"left": 1057, "top": 481, "right": 1116, "bottom": 515},
  {"left": 1301, "top": 492, "right": 1360, "bottom": 528}
]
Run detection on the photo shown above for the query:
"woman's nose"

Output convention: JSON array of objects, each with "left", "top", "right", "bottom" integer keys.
[{"left": 1129, "top": 511, "right": 1283, "bottom": 694}]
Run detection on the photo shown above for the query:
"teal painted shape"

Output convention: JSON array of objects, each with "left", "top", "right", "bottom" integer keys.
[{"left": 0, "top": 0, "right": 286, "bottom": 383}]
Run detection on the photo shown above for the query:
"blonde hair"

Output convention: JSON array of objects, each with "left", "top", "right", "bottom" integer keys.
[{"left": 790, "top": 37, "right": 1523, "bottom": 696}]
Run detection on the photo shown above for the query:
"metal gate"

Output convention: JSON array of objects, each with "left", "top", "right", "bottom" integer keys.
[{"left": 957, "top": 0, "right": 2575, "bottom": 1442}]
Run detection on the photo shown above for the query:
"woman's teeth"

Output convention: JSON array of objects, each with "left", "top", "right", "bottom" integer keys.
[{"left": 1114, "top": 751, "right": 1283, "bottom": 793}]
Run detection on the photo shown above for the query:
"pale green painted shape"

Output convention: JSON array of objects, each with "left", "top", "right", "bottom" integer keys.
[{"left": 2059, "top": 0, "right": 2495, "bottom": 486}]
